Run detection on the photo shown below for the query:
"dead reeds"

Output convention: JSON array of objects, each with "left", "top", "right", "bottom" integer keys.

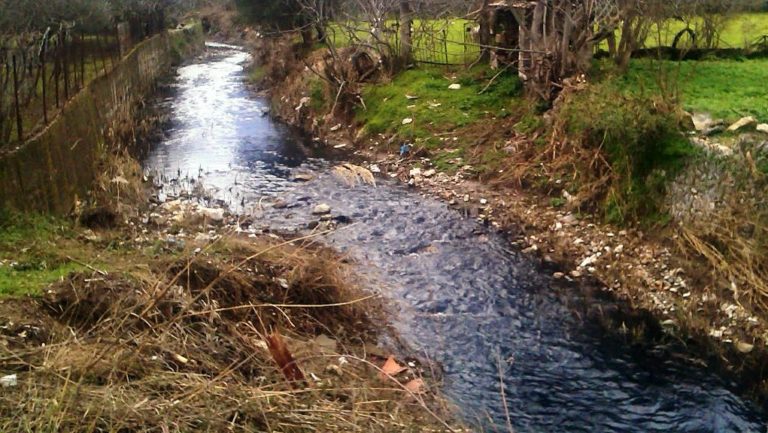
[{"left": 0, "top": 234, "right": 459, "bottom": 432}]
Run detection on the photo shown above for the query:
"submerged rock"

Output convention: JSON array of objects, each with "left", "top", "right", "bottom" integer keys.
[
  {"left": 293, "top": 173, "right": 315, "bottom": 182},
  {"left": 0, "top": 374, "right": 17, "bottom": 387},
  {"left": 312, "top": 203, "right": 331, "bottom": 215},
  {"left": 735, "top": 341, "right": 754, "bottom": 354},
  {"left": 200, "top": 207, "right": 225, "bottom": 222},
  {"left": 691, "top": 113, "right": 711, "bottom": 131}
]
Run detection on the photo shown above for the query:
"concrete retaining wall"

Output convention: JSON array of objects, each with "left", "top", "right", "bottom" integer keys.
[{"left": 0, "top": 24, "right": 204, "bottom": 214}]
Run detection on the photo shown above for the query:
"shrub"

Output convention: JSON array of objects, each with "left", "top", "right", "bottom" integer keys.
[{"left": 558, "top": 83, "right": 698, "bottom": 225}]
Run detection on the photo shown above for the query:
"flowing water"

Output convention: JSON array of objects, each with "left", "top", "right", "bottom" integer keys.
[{"left": 143, "top": 43, "right": 767, "bottom": 432}]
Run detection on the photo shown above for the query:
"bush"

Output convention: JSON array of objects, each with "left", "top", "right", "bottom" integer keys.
[{"left": 558, "top": 84, "right": 698, "bottom": 225}]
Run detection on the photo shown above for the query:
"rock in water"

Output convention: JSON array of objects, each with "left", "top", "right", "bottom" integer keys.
[
  {"left": 0, "top": 374, "right": 17, "bottom": 387},
  {"left": 735, "top": 341, "right": 754, "bottom": 354},
  {"left": 312, "top": 204, "right": 331, "bottom": 215},
  {"left": 293, "top": 173, "right": 314, "bottom": 182},
  {"left": 691, "top": 113, "right": 713, "bottom": 131},
  {"left": 200, "top": 207, "right": 225, "bottom": 222}
]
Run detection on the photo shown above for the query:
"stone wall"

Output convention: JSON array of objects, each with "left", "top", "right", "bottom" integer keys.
[{"left": 0, "top": 24, "right": 204, "bottom": 214}]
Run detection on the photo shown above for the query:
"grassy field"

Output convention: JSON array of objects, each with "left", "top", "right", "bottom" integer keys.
[
  {"left": 644, "top": 12, "right": 768, "bottom": 48},
  {"left": 328, "top": 18, "right": 479, "bottom": 64},
  {"left": 607, "top": 57, "right": 768, "bottom": 122},
  {"left": 327, "top": 13, "right": 768, "bottom": 65}
]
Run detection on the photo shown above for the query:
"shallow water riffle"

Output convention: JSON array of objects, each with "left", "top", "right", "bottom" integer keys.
[{"left": 142, "top": 42, "right": 767, "bottom": 432}]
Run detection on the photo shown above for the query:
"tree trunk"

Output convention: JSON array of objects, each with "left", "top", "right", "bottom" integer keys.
[
  {"left": 478, "top": 0, "right": 491, "bottom": 63},
  {"left": 559, "top": 0, "right": 573, "bottom": 77},
  {"left": 398, "top": 0, "right": 413, "bottom": 66},
  {"left": 607, "top": 31, "right": 617, "bottom": 57},
  {"left": 316, "top": 23, "right": 327, "bottom": 43},
  {"left": 616, "top": 19, "right": 635, "bottom": 71},
  {"left": 300, "top": 26, "right": 314, "bottom": 47}
]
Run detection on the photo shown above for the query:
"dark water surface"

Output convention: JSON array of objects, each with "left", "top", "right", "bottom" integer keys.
[{"left": 143, "top": 43, "right": 767, "bottom": 432}]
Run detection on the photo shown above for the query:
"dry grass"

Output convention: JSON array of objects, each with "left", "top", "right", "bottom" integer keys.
[
  {"left": 675, "top": 192, "right": 768, "bottom": 319},
  {"left": 82, "top": 150, "right": 148, "bottom": 221},
  {"left": 0, "top": 234, "right": 460, "bottom": 433}
]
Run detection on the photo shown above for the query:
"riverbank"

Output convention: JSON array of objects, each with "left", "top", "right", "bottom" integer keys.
[
  {"left": 250, "top": 33, "right": 768, "bottom": 408},
  {"left": 0, "top": 191, "right": 463, "bottom": 432}
]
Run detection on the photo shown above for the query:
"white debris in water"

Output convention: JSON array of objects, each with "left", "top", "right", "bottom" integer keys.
[
  {"left": 0, "top": 374, "right": 17, "bottom": 387},
  {"left": 312, "top": 203, "right": 331, "bottom": 215}
]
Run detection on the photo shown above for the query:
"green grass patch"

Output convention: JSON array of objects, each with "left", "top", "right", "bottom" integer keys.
[
  {"left": 356, "top": 65, "right": 523, "bottom": 176},
  {"left": 0, "top": 212, "right": 80, "bottom": 297},
  {"left": 246, "top": 65, "right": 266, "bottom": 83},
  {"left": 308, "top": 77, "right": 328, "bottom": 111},
  {"left": 0, "top": 262, "right": 84, "bottom": 297},
  {"left": 357, "top": 65, "right": 521, "bottom": 138}
]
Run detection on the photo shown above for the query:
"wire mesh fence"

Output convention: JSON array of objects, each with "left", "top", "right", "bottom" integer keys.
[
  {"left": 0, "top": 15, "right": 164, "bottom": 147},
  {"left": 410, "top": 20, "right": 481, "bottom": 66},
  {"left": 329, "top": 18, "right": 482, "bottom": 67}
]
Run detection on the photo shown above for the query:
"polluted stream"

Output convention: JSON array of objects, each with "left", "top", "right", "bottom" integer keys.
[{"left": 143, "top": 43, "right": 766, "bottom": 432}]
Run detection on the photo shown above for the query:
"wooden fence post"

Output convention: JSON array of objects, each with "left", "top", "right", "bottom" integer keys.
[
  {"left": 79, "top": 32, "right": 85, "bottom": 88},
  {"left": 443, "top": 29, "right": 449, "bottom": 64},
  {"left": 41, "top": 41, "right": 48, "bottom": 123},
  {"left": 12, "top": 54, "right": 22, "bottom": 141},
  {"left": 63, "top": 30, "right": 69, "bottom": 100},
  {"left": 54, "top": 41, "right": 60, "bottom": 109}
]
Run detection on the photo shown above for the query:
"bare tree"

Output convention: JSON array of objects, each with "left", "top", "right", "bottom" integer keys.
[
  {"left": 614, "top": 0, "right": 652, "bottom": 70},
  {"left": 510, "top": 0, "right": 624, "bottom": 100},
  {"left": 0, "top": 0, "right": 113, "bottom": 34},
  {"left": 476, "top": 0, "right": 492, "bottom": 62}
]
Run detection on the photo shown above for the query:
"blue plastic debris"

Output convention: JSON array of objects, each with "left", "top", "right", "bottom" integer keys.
[{"left": 399, "top": 143, "right": 412, "bottom": 157}]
